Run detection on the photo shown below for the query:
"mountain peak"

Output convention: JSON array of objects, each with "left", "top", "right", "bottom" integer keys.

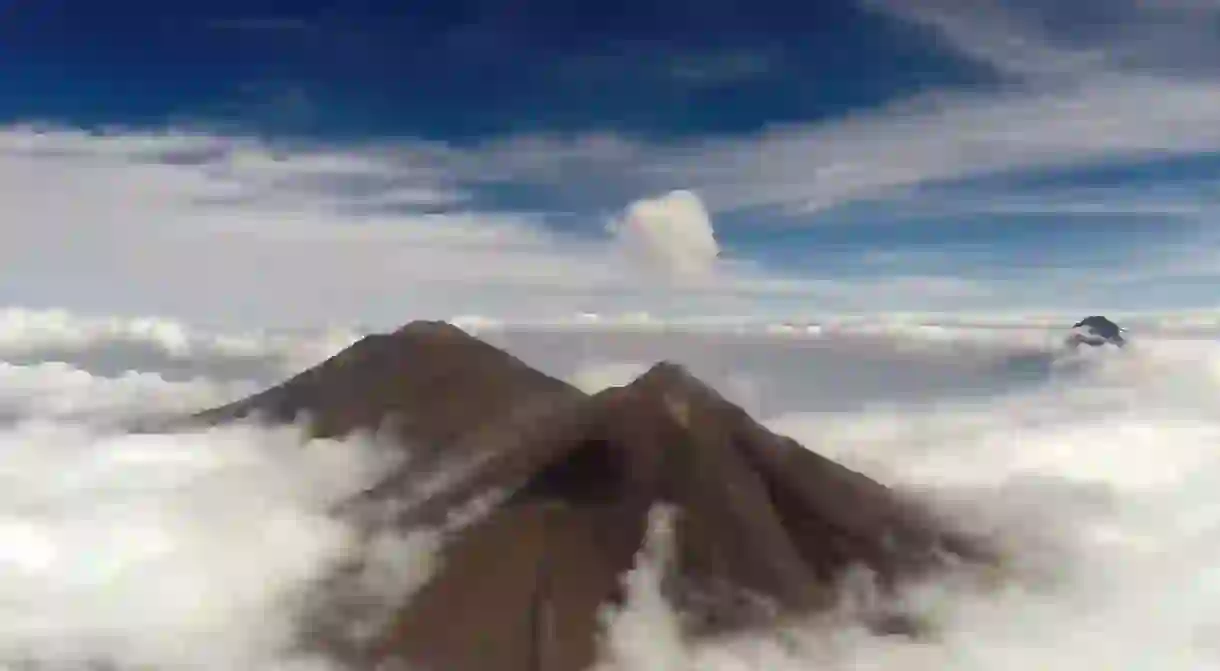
[{"left": 181, "top": 320, "right": 991, "bottom": 671}]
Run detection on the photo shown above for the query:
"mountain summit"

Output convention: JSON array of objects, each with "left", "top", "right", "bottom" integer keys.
[
  {"left": 1068, "top": 315, "right": 1127, "bottom": 348},
  {"left": 186, "top": 321, "right": 989, "bottom": 671}
]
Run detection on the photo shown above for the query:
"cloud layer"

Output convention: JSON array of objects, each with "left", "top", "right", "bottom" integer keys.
[
  {"left": 0, "top": 127, "right": 720, "bottom": 326},
  {"left": 10, "top": 302, "right": 1220, "bottom": 668},
  {"left": 4, "top": 125, "right": 1020, "bottom": 327},
  {"left": 9, "top": 311, "right": 1220, "bottom": 670}
]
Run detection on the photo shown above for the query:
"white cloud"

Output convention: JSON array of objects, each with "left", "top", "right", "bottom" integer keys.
[
  {"left": 609, "top": 190, "right": 721, "bottom": 283},
  {"left": 2, "top": 125, "right": 1014, "bottom": 326},
  {"left": 696, "top": 0, "right": 1215, "bottom": 215},
  {"left": 649, "top": 74, "right": 1220, "bottom": 214},
  {"left": 865, "top": 0, "right": 1220, "bottom": 80},
  {"left": 348, "top": 79, "right": 1220, "bottom": 237},
  {"left": 0, "top": 349, "right": 430, "bottom": 671},
  {"left": 0, "top": 127, "right": 654, "bottom": 326},
  {"left": 17, "top": 8, "right": 1220, "bottom": 325},
  {"left": 568, "top": 329, "right": 1220, "bottom": 671},
  {"left": 11, "top": 311, "right": 1220, "bottom": 669},
  {"left": 858, "top": 0, "right": 1107, "bottom": 81},
  {"left": 375, "top": 2, "right": 1220, "bottom": 223}
]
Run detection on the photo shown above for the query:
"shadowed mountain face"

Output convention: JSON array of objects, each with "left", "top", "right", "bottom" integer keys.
[
  {"left": 186, "top": 321, "right": 989, "bottom": 671},
  {"left": 191, "top": 321, "right": 584, "bottom": 462}
]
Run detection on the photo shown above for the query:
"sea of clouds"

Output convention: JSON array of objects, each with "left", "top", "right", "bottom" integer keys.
[{"left": 1, "top": 307, "right": 1219, "bottom": 670}]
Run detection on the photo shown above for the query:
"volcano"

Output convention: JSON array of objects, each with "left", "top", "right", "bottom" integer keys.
[
  {"left": 1067, "top": 315, "right": 1127, "bottom": 348},
  {"left": 186, "top": 321, "right": 988, "bottom": 671}
]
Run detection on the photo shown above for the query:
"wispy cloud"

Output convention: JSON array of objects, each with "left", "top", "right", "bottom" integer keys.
[
  {"left": 864, "top": 0, "right": 1220, "bottom": 80},
  {"left": 2, "top": 126, "right": 1001, "bottom": 327},
  {"left": 857, "top": 0, "right": 1106, "bottom": 81},
  {"left": 11, "top": 0, "right": 1220, "bottom": 323},
  {"left": 401, "top": 1, "right": 1220, "bottom": 219},
  {"left": 654, "top": 75, "right": 1220, "bottom": 213},
  {"left": 9, "top": 121, "right": 1218, "bottom": 325}
]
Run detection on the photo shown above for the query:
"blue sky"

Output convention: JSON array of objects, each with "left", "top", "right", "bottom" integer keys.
[
  {"left": 0, "top": 0, "right": 987, "bottom": 138},
  {"left": 3, "top": 0, "right": 1220, "bottom": 326}
]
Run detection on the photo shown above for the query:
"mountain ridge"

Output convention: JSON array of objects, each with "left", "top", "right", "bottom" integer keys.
[{"left": 181, "top": 319, "right": 992, "bottom": 671}]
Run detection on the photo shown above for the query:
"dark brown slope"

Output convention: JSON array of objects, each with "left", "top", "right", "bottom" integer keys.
[
  {"left": 191, "top": 320, "right": 584, "bottom": 460},
  {"left": 361, "top": 361, "right": 985, "bottom": 671},
  {"left": 188, "top": 321, "right": 989, "bottom": 671}
]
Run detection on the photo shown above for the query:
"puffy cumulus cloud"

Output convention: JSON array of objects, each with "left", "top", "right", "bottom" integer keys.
[{"left": 609, "top": 190, "right": 721, "bottom": 283}]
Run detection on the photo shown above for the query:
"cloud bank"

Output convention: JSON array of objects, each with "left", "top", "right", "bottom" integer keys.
[
  {"left": 0, "top": 127, "right": 719, "bottom": 327},
  {"left": 8, "top": 310, "right": 1220, "bottom": 670},
  {"left": 3, "top": 125, "right": 1015, "bottom": 327},
  {"left": 0, "top": 342, "right": 436, "bottom": 671}
]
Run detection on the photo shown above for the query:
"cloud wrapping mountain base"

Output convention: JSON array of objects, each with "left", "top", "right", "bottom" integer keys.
[
  {"left": 596, "top": 339, "right": 1220, "bottom": 670},
  {"left": 0, "top": 422, "right": 423, "bottom": 671},
  {"left": 1, "top": 311, "right": 1220, "bottom": 669}
]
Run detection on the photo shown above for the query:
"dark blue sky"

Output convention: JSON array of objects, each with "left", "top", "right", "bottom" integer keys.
[{"left": 0, "top": 0, "right": 992, "bottom": 140}]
